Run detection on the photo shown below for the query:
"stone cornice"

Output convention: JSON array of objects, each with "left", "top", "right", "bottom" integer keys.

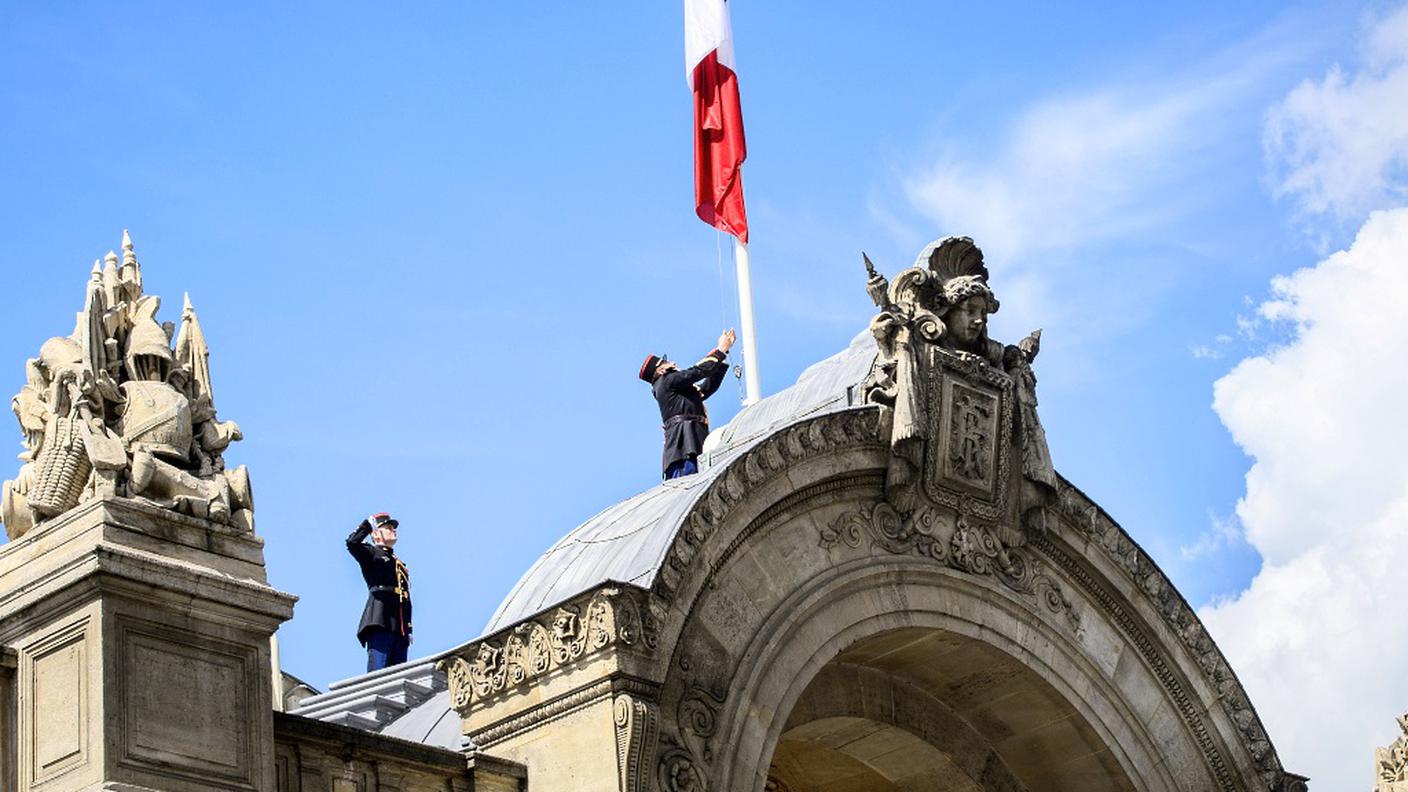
[
  {"left": 1050, "top": 477, "right": 1306, "bottom": 792},
  {"left": 438, "top": 583, "right": 656, "bottom": 716},
  {"left": 273, "top": 711, "right": 469, "bottom": 772},
  {"left": 469, "top": 676, "right": 660, "bottom": 749}
]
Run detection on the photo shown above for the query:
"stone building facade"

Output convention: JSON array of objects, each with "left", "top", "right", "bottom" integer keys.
[{"left": 0, "top": 234, "right": 1308, "bottom": 791}]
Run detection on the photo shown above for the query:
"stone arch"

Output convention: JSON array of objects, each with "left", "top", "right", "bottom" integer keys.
[
  {"left": 439, "top": 406, "right": 1302, "bottom": 792},
  {"left": 698, "top": 561, "right": 1163, "bottom": 791},
  {"left": 645, "top": 408, "right": 1295, "bottom": 792},
  {"left": 773, "top": 661, "right": 1034, "bottom": 791}
]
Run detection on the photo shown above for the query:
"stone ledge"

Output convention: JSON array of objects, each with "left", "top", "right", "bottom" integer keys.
[
  {"left": 274, "top": 711, "right": 468, "bottom": 770},
  {"left": 0, "top": 497, "right": 274, "bottom": 612}
]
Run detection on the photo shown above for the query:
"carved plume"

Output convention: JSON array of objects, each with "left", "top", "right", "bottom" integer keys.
[{"left": 920, "top": 236, "right": 989, "bottom": 285}]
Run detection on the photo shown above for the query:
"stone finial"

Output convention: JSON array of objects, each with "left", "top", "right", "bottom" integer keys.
[
  {"left": 119, "top": 230, "right": 142, "bottom": 299},
  {"left": 0, "top": 233, "right": 252, "bottom": 540}
]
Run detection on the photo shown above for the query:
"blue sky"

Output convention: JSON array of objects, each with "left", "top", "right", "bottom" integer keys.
[{"left": 5, "top": 2, "right": 1408, "bottom": 786}]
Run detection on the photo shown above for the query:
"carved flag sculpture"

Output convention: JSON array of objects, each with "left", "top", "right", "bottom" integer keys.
[
  {"left": 0, "top": 232, "right": 252, "bottom": 541},
  {"left": 686, "top": 0, "right": 748, "bottom": 243}
]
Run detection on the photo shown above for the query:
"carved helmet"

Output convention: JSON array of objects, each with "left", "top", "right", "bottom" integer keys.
[{"left": 125, "top": 317, "right": 173, "bottom": 382}]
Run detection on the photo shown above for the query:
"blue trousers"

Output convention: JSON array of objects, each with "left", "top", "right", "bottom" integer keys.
[
  {"left": 365, "top": 630, "right": 409, "bottom": 672},
  {"left": 665, "top": 458, "right": 699, "bottom": 479}
]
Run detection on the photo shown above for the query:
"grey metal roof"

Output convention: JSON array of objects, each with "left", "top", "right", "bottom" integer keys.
[
  {"left": 483, "top": 329, "right": 876, "bottom": 634},
  {"left": 380, "top": 689, "right": 463, "bottom": 749},
  {"left": 293, "top": 329, "right": 877, "bottom": 750}
]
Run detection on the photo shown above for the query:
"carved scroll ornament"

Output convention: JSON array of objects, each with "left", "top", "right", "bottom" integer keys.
[{"left": 438, "top": 585, "right": 653, "bottom": 712}]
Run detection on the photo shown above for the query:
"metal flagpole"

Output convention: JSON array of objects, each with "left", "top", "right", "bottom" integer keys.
[{"left": 734, "top": 238, "right": 762, "bottom": 405}]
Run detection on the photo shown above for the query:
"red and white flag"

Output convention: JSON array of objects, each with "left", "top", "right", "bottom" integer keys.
[{"left": 686, "top": 0, "right": 748, "bottom": 243}]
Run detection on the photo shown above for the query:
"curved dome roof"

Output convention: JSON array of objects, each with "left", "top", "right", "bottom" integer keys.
[
  {"left": 483, "top": 329, "right": 876, "bottom": 634},
  {"left": 380, "top": 688, "right": 462, "bottom": 748},
  {"left": 300, "top": 330, "right": 877, "bottom": 748}
]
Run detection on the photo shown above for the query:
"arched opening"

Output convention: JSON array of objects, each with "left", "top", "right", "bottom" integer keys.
[{"left": 763, "top": 627, "right": 1137, "bottom": 792}]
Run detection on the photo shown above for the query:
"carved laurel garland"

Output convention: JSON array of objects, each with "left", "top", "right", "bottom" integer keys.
[
  {"left": 438, "top": 585, "right": 654, "bottom": 710},
  {"left": 1050, "top": 478, "right": 1306, "bottom": 792}
]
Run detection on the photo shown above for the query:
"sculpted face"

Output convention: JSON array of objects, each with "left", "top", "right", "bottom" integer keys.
[{"left": 944, "top": 295, "right": 989, "bottom": 348}]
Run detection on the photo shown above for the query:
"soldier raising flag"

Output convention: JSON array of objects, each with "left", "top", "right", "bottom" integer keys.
[{"left": 640, "top": 329, "right": 735, "bottom": 479}]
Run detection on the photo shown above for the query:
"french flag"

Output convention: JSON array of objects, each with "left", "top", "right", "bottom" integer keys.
[{"left": 686, "top": 0, "right": 748, "bottom": 244}]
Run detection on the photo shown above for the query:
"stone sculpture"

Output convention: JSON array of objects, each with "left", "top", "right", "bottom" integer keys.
[
  {"left": 1, "top": 231, "right": 252, "bottom": 540},
  {"left": 1377, "top": 713, "right": 1408, "bottom": 791},
  {"left": 860, "top": 236, "right": 1058, "bottom": 568}
]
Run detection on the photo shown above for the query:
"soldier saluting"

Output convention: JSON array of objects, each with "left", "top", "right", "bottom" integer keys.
[
  {"left": 639, "top": 329, "right": 736, "bottom": 479},
  {"left": 346, "top": 512, "right": 413, "bottom": 671}
]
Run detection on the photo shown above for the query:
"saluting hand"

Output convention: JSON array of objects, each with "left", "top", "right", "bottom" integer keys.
[{"left": 718, "top": 328, "right": 737, "bottom": 353}]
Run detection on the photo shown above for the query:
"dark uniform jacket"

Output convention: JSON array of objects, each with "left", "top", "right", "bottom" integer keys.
[
  {"left": 346, "top": 523, "right": 413, "bottom": 645},
  {"left": 652, "top": 348, "right": 729, "bottom": 475}
]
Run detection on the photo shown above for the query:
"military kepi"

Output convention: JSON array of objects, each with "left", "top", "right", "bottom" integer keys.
[
  {"left": 369, "top": 512, "right": 399, "bottom": 530},
  {"left": 639, "top": 354, "right": 667, "bottom": 383}
]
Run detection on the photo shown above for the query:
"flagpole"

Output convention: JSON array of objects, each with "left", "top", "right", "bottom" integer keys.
[{"left": 734, "top": 237, "right": 761, "bottom": 405}]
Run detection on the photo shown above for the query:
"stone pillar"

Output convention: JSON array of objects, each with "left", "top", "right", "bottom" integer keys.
[{"left": 0, "top": 497, "right": 296, "bottom": 792}]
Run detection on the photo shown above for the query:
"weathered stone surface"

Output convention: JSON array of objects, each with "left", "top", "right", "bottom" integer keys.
[
  {"left": 422, "top": 236, "right": 1306, "bottom": 792},
  {"left": 2, "top": 232, "right": 251, "bottom": 542},
  {"left": 1374, "top": 713, "right": 1408, "bottom": 791},
  {"left": 272, "top": 711, "right": 521, "bottom": 792},
  {"left": 0, "top": 497, "right": 295, "bottom": 792},
  {"left": 0, "top": 233, "right": 1310, "bottom": 792}
]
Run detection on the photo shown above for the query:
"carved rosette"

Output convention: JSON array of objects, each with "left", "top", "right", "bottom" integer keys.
[{"left": 437, "top": 585, "right": 651, "bottom": 713}]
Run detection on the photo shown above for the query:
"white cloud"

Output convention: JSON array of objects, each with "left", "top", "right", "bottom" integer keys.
[
  {"left": 904, "top": 87, "right": 1222, "bottom": 264},
  {"left": 1266, "top": 5, "right": 1408, "bottom": 229},
  {"left": 1204, "top": 207, "right": 1408, "bottom": 787},
  {"left": 1180, "top": 512, "right": 1243, "bottom": 559},
  {"left": 892, "top": 24, "right": 1316, "bottom": 357},
  {"left": 1203, "top": 13, "right": 1408, "bottom": 785}
]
